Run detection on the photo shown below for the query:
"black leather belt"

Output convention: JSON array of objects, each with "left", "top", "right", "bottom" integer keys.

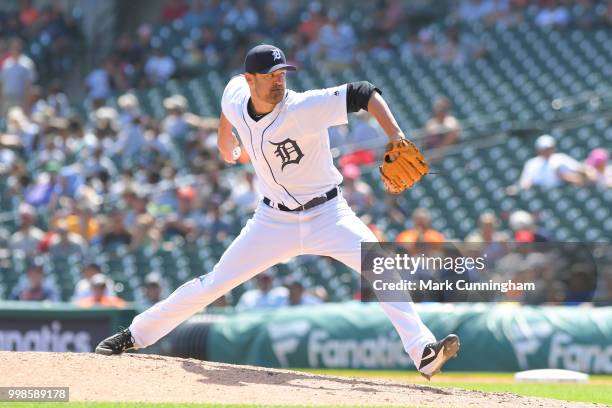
[{"left": 263, "top": 187, "right": 338, "bottom": 212}]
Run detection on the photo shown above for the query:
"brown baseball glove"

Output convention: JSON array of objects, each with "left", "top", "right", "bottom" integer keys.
[{"left": 379, "top": 139, "right": 429, "bottom": 194}]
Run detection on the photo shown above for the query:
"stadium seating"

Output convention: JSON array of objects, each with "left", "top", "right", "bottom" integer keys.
[{"left": 3, "top": 9, "right": 611, "bottom": 304}]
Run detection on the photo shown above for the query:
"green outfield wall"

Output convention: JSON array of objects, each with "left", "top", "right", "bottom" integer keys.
[
  {"left": 2, "top": 301, "right": 611, "bottom": 373},
  {"left": 203, "top": 303, "right": 612, "bottom": 373}
]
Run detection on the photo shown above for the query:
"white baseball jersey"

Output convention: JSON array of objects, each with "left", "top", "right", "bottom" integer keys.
[{"left": 221, "top": 75, "right": 345, "bottom": 207}]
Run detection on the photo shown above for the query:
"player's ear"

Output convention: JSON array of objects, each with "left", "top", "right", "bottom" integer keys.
[{"left": 244, "top": 73, "right": 255, "bottom": 86}]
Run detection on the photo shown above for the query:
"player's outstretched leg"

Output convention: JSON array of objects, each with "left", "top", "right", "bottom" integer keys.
[
  {"left": 306, "top": 195, "right": 460, "bottom": 378},
  {"left": 95, "top": 204, "right": 300, "bottom": 355}
]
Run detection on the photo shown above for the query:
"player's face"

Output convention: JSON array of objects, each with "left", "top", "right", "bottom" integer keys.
[{"left": 252, "top": 70, "right": 287, "bottom": 104}]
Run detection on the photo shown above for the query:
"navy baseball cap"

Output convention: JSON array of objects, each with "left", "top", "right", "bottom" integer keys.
[{"left": 244, "top": 44, "right": 297, "bottom": 74}]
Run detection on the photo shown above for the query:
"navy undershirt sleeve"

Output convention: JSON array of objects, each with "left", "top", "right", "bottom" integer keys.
[{"left": 346, "top": 81, "right": 382, "bottom": 113}]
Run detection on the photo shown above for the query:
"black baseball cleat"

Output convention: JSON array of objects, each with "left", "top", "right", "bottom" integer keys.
[
  {"left": 95, "top": 328, "right": 135, "bottom": 355},
  {"left": 418, "top": 334, "right": 460, "bottom": 380}
]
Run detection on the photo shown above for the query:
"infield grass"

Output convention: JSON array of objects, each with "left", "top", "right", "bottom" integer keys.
[
  {"left": 1, "top": 404, "right": 407, "bottom": 408},
  {"left": 301, "top": 369, "right": 612, "bottom": 405}
]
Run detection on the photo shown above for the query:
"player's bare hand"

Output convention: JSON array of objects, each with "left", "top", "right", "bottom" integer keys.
[
  {"left": 219, "top": 142, "right": 241, "bottom": 164},
  {"left": 217, "top": 113, "right": 241, "bottom": 164},
  {"left": 386, "top": 132, "right": 405, "bottom": 160}
]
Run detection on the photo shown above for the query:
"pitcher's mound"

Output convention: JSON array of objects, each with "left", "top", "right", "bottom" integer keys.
[{"left": 0, "top": 352, "right": 599, "bottom": 407}]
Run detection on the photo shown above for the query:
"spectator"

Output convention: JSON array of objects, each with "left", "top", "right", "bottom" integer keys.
[
  {"left": 115, "top": 32, "right": 141, "bottom": 65},
  {"left": 180, "top": 40, "right": 204, "bottom": 73},
  {"left": 230, "top": 171, "right": 260, "bottom": 214},
  {"left": 203, "top": 201, "right": 231, "bottom": 241},
  {"left": 141, "top": 272, "right": 164, "bottom": 308},
  {"left": 519, "top": 134, "right": 584, "bottom": 189},
  {"left": 584, "top": 148, "right": 612, "bottom": 189},
  {"left": 458, "top": 0, "right": 492, "bottom": 22},
  {"left": 73, "top": 262, "right": 115, "bottom": 301},
  {"left": 123, "top": 187, "right": 150, "bottom": 229},
  {"left": 417, "top": 27, "right": 438, "bottom": 59},
  {"left": 45, "top": 82, "right": 70, "bottom": 118},
  {"left": 161, "top": 0, "right": 190, "bottom": 22},
  {"left": 62, "top": 202, "right": 101, "bottom": 244},
  {"left": 374, "top": 0, "right": 405, "bottom": 32},
  {"left": 572, "top": 0, "right": 598, "bottom": 29},
  {"left": 75, "top": 273, "right": 127, "bottom": 308},
  {"left": 224, "top": 0, "right": 259, "bottom": 32},
  {"left": 7, "top": 106, "right": 40, "bottom": 157},
  {"left": 341, "top": 164, "right": 374, "bottom": 215},
  {"left": 24, "top": 161, "right": 62, "bottom": 208},
  {"left": 131, "top": 213, "right": 160, "bottom": 251},
  {"left": 316, "top": 12, "right": 356, "bottom": 72},
  {"left": 9, "top": 203, "right": 44, "bottom": 256},
  {"left": 144, "top": 47, "right": 176, "bottom": 85},
  {"left": 19, "top": 0, "right": 40, "bottom": 30},
  {"left": 298, "top": 1, "right": 328, "bottom": 42},
  {"left": 438, "top": 25, "right": 486, "bottom": 65},
  {"left": 9, "top": 264, "right": 59, "bottom": 302},
  {"left": 162, "top": 186, "right": 203, "bottom": 241},
  {"left": 101, "top": 209, "right": 132, "bottom": 250},
  {"left": 285, "top": 278, "right": 323, "bottom": 306},
  {"left": 236, "top": 271, "right": 289, "bottom": 311},
  {"left": 47, "top": 219, "right": 87, "bottom": 259},
  {"left": 198, "top": 27, "right": 222, "bottom": 66},
  {"left": 1, "top": 37, "right": 37, "bottom": 117},
  {"left": 82, "top": 145, "right": 118, "bottom": 180},
  {"left": 489, "top": 0, "right": 524, "bottom": 28},
  {"left": 182, "top": 0, "right": 211, "bottom": 30},
  {"left": 509, "top": 209, "right": 548, "bottom": 242},
  {"left": 564, "top": 263, "right": 596, "bottom": 305},
  {"left": 162, "top": 95, "right": 190, "bottom": 143},
  {"left": 466, "top": 212, "right": 508, "bottom": 242},
  {"left": 423, "top": 96, "right": 461, "bottom": 151},
  {"left": 400, "top": 31, "right": 423, "bottom": 61},
  {"left": 117, "top": 93, "right": 141, "bottom": 128},
  {"left": 84, "top": 59, "right": 115, "bottom": 100},
  {"left": 396, "top": 208, "right": 445, "bottom": 245},
  {"left": 112, "top": 108, "right": 146, "bottom": 168},
  {"left": 0, "top": 142, "right": 18, "bottom": 173},
  {"left": 465, "top": 212, "right": 509, "bottom": 266},
  {"left": 535, "top": 0, "right": 570, "bottom": 29}
]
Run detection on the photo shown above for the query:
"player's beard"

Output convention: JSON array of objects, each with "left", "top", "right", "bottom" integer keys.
[{"left": 267, "top": 87, "right": 285, "bottom": 104}]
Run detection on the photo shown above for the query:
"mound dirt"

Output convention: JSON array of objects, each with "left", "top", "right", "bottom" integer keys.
[{"left": 0, "top": 352, "right": 604, "bottom": 407}]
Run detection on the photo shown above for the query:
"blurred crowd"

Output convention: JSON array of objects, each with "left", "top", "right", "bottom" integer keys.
[
  {"left": 83, "top": 0, "right": 612, "bottom": 97},
  {"left": 0, "top": 0, "right": 82, "bottom": 90},
  {"left": 519, "top": 134, "right": 612, "bottom": 190},
  {"left": 360, "top": 207, "right": 611, "bottom": 306},
  {"left": 1, "top": 0, "right": 611, "bottom": 309}
]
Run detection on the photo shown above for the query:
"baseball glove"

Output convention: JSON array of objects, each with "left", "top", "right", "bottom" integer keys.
[{"left": 379, "top": 139, "right": 428, "bottom": 194}]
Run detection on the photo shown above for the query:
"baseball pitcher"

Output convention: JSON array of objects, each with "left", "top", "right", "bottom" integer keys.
[{"left": 96, "top": 44, "right": 459, "bottom": 379}]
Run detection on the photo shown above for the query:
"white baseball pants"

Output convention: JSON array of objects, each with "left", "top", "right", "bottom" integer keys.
[{"left": 129, "top": 195, "right": 435, "bottom": 365}]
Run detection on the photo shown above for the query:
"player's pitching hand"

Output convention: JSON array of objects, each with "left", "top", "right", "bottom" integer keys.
[{"left": 219, "top": 138, "right": 241, "bottom": 164}]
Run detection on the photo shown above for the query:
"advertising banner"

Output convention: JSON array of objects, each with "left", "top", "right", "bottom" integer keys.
[
  {"left": 206, "top": 303, "right": 612, "bottom": 373},
  {"left": 0, "top": 301, "right": 136, "bottom": 352}
]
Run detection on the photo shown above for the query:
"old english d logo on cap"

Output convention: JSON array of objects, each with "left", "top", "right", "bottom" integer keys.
[{"left": 245, "top": 44, "right": 297, "bottom": 74}]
